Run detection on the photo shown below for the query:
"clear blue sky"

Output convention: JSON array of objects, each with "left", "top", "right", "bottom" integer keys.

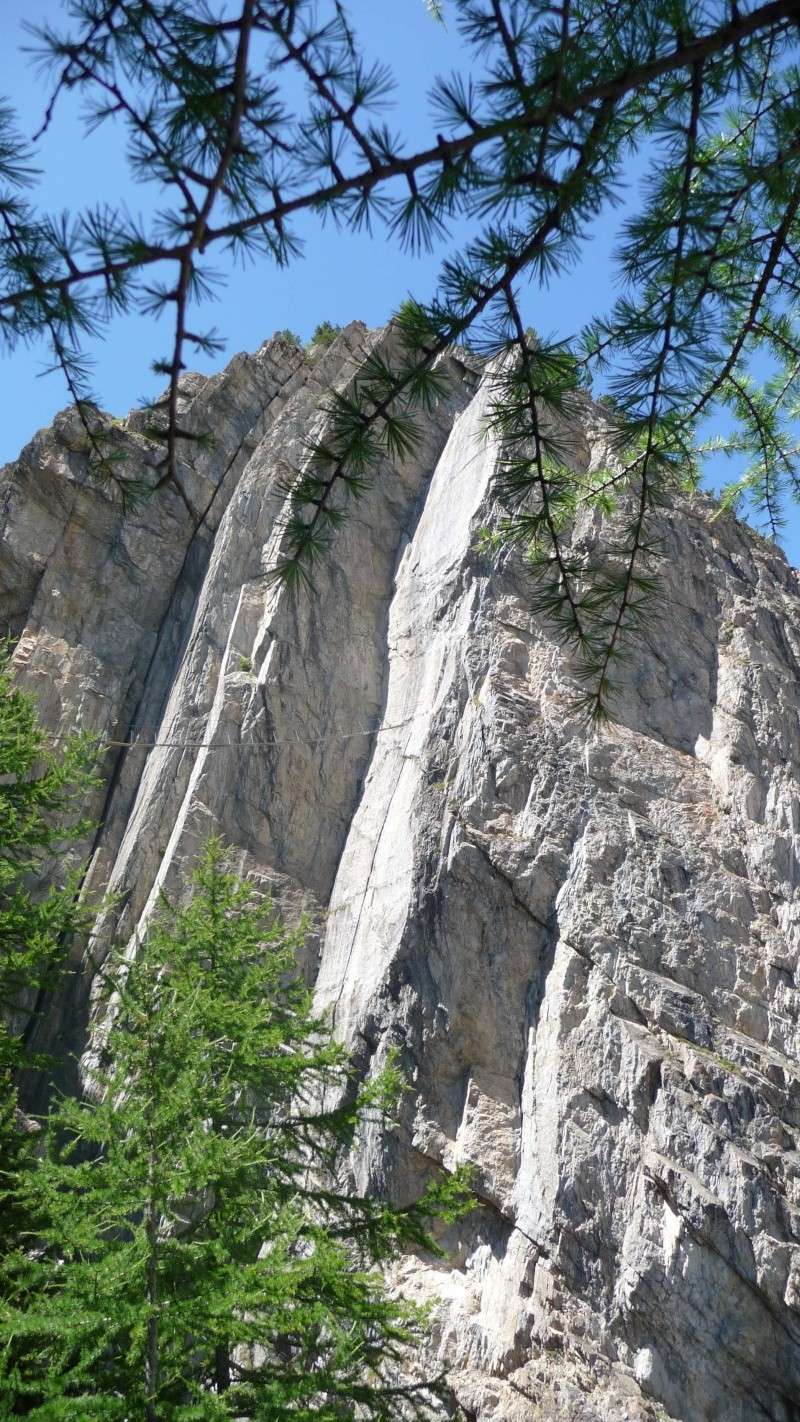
[{"left": 1, "top": 0, "right": 798, "bottom": 566}]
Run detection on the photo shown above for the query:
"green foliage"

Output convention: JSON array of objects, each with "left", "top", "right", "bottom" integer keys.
[
  {"left": 1, "top": 2, "right": 799, "bottom": 716},
  {"left": 701, "top": 359, "right": 800, "bottom": 535},
  {"left": 0, "top": 642, "right": 98, "bottom": 1258},
  {"left": 0, "top": 644, "right": 98, "bottom": 1074},
  {"left": 274, "top": 329, "right": 301, "bottom": 346},
  {"left": 0, "top": 842, "right": 472, "bottom": 1419},
  {"left": 309, "top": 322, "right": 342, "bottom": 349}
]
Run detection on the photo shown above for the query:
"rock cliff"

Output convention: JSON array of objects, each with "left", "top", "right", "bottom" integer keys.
[{"left": 3, "top": 322, "right": 800, "bottom": 1421}]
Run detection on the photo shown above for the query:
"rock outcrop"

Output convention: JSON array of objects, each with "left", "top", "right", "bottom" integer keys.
[{"left": 3, "top": 322, "right": 800, "bottom": 1421}]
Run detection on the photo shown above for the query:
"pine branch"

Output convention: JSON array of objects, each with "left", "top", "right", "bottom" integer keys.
[
  {"left": 687, "top": 178, "right": 800, "bottom": 423},
  {"left": 273, "top": 91, "right": 618, "bottom": 584},
  {"left": 152, "top": 0, "right": 257, "bottom": 490},
  {"left": 0, "top": 206, "right": 135, "bottom": 502},
  {"left": 2, "top": 0, "right": 794, "bottom": 321},
  {"left": 2, "top": 0, "right": 800, "bottom": 708},
  {"left": 488, "top": 0, "right": 529, "bottom": 94},
  {"left": 30, "top": 1, "right": 125, "bottom": 142},
  {"left": 500, "top": 283, "right": 588, "bottom": 645},
  {"left": 265, "top": 6, "right": 385, "bottom": 176},
  {"left": 583, "top": 61, "right": 707, "bottom": 722}
]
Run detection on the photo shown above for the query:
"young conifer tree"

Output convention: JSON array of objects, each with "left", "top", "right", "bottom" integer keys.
[
  {"left": 0, "top": 841, "right": 470, "bottom": 1421},
  {"left": 0, "top": 645, "right": 97, "bottom": 1259}
]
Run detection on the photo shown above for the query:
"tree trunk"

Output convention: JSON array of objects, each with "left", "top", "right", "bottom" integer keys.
[{"left": 214, "top": 1342, "right": 231, "bottom": 1393}]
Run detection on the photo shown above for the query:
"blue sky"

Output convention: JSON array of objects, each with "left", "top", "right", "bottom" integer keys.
[{"left": 1, "top": 0, "right": 798, "bottom": 565}]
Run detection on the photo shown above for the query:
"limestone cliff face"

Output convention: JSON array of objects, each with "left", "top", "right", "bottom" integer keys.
[{"left": 3, "top": 323, "right": 800, "bottom": 1421}]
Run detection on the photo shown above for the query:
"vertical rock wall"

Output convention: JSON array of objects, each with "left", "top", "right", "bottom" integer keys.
[{"left": 2, "top": 326, "right": 799, "bottom": 1420}]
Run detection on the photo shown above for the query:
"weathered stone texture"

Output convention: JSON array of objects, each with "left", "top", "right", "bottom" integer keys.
[{"left": 2, "top": 325, "right": 799, "bottom": 1420}]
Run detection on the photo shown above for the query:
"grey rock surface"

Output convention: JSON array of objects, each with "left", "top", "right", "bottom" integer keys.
[{"left": 3, "top": 324, "right": 799, "bottom": 1420}]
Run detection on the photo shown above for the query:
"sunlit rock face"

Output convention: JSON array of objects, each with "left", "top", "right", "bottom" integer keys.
[{"left": 4, "top": 322, "right": 800, "bottom": 1421}]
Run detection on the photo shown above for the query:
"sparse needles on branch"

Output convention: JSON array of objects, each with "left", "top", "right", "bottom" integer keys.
[{"left": 1, "top": 1, "right": 800, "bottom": 718}]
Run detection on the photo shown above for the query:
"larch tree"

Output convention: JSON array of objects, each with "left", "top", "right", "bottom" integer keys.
[
  {"left": 0, "top": 840, "right": 471, "bottom": 1421},
  {"left": 0, "top": 0, "right": 798, "bottom": 717},
  {"left": 0, "top": 645, "right": 97, "bottom": 1259}
]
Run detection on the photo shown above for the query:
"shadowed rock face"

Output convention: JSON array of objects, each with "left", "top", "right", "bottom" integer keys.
[{"left": 3, "top": 323, "right": 800, "bottom": 1421}]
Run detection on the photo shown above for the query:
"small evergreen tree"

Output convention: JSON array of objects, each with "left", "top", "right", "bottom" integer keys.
[
  {"left": 0, "top": 842, "right": 469, "bottom": 1420},
  {"left": 0, "top": 644, "right": 97, "bottom": 1257},
  {"left": 309, "top": 322, "right": 342, "bottom": 350}
]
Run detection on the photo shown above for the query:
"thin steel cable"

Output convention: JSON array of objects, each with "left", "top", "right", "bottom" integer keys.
[{"left": 50, "top": 709, "right": 432, "bottom": 752}]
